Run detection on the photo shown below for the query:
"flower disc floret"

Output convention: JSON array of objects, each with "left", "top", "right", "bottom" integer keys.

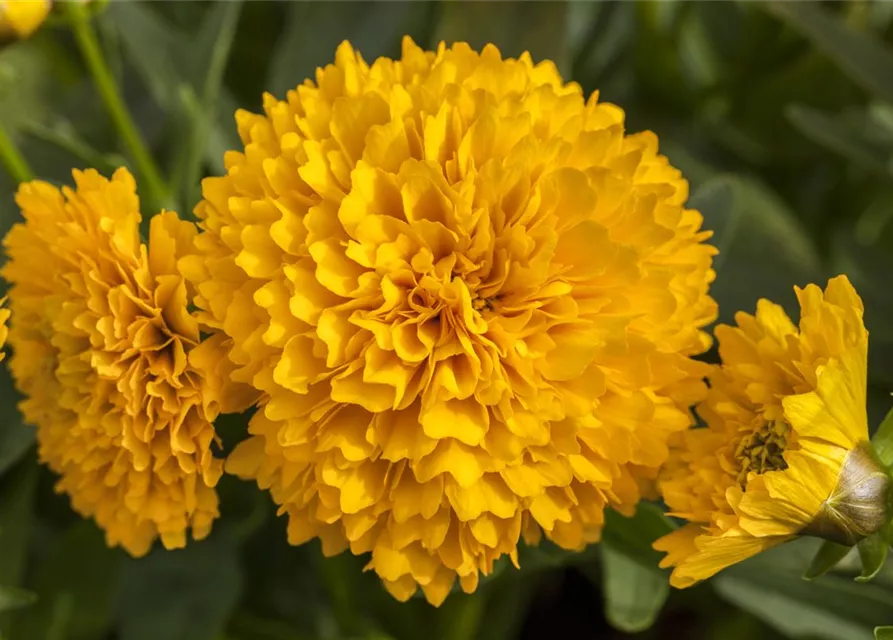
[{"left": 184, "top": 37, "right": 717, "bottom": 605}]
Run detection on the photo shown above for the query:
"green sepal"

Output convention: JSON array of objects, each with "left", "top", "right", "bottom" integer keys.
[
  {"left": 856, "top": 534, "right": 888, "bottom": 582},
  {"left": 870, "top": 406, "right": 893, "bottom": 468},
  {"left": 881, "top": 518, "right": 893, "bottom": 549},
  {"left": 803, "top": 540, "right": 852, "bottom": 580},
  {"left": 875, "top": 626, "right": 893, "bottom": 640}
]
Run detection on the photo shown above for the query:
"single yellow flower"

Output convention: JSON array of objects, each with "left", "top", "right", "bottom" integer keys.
[
  {"left": 0, "top": 296, "right": 9, "bottom": 362},
  {"left": 0, "top": 0, "right": 51, "bottom": 39},
  {"left": 184, "top": 37, "right": 717, "bottom": 605},
  {"left": 2, "top": 168, "right": 250, "bottom": 556},
  {"left": 655, "top": 275, "right": 889, "bottom": 587}
]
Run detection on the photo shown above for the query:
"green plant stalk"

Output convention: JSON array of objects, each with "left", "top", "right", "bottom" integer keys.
[
  {"left": 442, "top": 594, "right": 486, "bottom": 640},
  {"left": 63, "top": 1, "right": 169, "bottom": 210},
  {"left": 316, "top": 553, "right": 363, "bottom": 637},
  {"left": 0, "top": 122, "right": 33, "bottom": 183}
]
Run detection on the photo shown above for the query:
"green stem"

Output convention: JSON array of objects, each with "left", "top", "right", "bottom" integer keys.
[
  {"left": 442, "top": 593, "right": 485, "bottom": 640},
  {"left": 62, "top": 1, "right": 169, "bottom": 210},
  {"left": 0, "top": 122, "right": 33, "bottom": 183},
  {"left": 316, "top": 553, "right": 363, "bottom": 637}
]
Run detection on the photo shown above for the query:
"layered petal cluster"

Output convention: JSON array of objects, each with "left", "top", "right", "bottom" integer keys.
[
  {"left": 184, "top": 37, "right": 717, "bottom": 605},
  {"left": 0, "top": 0, "right": 51, "bottom": 39},
  {"left": 2, "top": 168, "right": 246, "bottom": 555},
  {"left": 655, "top": 275, "right": 880, "bottom": 587},
  {"left": 0, "top": 296, "right": 8, "bottom": 362}
]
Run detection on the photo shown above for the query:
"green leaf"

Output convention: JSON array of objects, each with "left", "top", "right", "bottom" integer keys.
[
  {"left": 715, "top": 539, "right": 893, "bottom": 640},
  {"left": 869, "top": 103, "right": 893, "bottom": 144},
  {"left": 172, "top": 0, "right": 244, "bottom": 209},
  {"left": 113, "top": 535, "right": 242, "bottom": 640},
  {"left": 104, "top": 2, "right": 245, "bottom": 206},
  {"left": 0, "top": 33, "right": 80, "bottom": 133},
  {"left": 0, "top": 459, "right": 37, "bottom": 636},
  {"left": 0, "top": 364, "right": 34, "bottom": 479},
  {"left": 474, "top": 572, "right": 540, "bottom": 640},
  {"left": 19, "top": 118, "right": 128, "bottom": 176},
  {"left": 786, "top": 104, "right": 893, "bottom": 176},
  {"left": 857, "top": 535, "right": 889, "bottom": 583},
  {"left": 102, "top": 3, "right": 181, "bottom": 112},
  {"left": 0, "top": 460, "right": 37, "bottom": 587},
  {"left": 11, "top": 522, "right": 119, "bottom": 640},
  {"left": 599, "top": 544, "right": 669, "bottom": 633},
  {"left": 0, "top": 588, "right": 36, "bottom": 613},
  {"left": 267, "top": 3, "right": 433, "bottom": 99},
  {"left": 688, "top": 175, "right": 738, "bottom": 275},
  {"left": 871, "top": 407, "right": 893, "bottom": 466},
  {"left": 764, "top": 2, "right": 893, "bottom": 104},
  {"left": 804, "top": 540, "right": 854, "bottom": 580},
  {"left": 601, "top": 503, "right": 676, "bottom": 570},
  {"left": 434, "top": 1, "right": 571, "bottom": 77},
  {"left": 829, "top": 201, "right": 893, "bottom": 394},
  {"left": 696, "top": 174, "right": 822, "bottom": 324},
  {"left": 876, "top": 626, "right": 893, "bottom": 640}
]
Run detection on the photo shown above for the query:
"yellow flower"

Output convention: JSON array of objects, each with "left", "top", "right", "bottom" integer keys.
[
  {"left": 184, "top": 37, "right": 717, "bottom": 605},
  {"left": 0, "top": 296, "right": 8, "bottom": 362},
  {"left": 0, "top": 0, "right": 51, "bottom": 39},
  {"left": 1, "top": 168, "right": 249, "bottom": 556},
  {"left": 655, "top": 275, "right": 889, "bottom": 587}
]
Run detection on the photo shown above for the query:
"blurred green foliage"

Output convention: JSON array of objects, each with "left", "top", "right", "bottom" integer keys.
[{"left": 2, "top": 1, "right": 893, "bottom": 638}]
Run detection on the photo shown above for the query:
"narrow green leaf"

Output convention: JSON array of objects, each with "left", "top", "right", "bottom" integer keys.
[
  {"left": 113, "top": 535, "right": 242, "bottom": 640},
  {"left": 0, "top": 588, "right": 36, "bottom": 613},
  {"left": 11, "top": 522, "right": 119, "bottom": 640},
  {"left": 600, "top": 544, "right": 669, "bottom": 633},
  {"left": 475, "top": 572, "right": 540, "bottom": 640},
  {"left": 0, "top": 33, "right": 80, "bottom": 133},
  {"left": 688, "top": 175, "right": 739, "bottom": 275},
  {"left": 831, "top": 216, "right": 893, "bottom": 390},
  {"left": 871, "top": 407, "right": 893, "bottom": 466},
  {"left": 438, "top": 592, "right": 486, "bottom": 640},
  {"left": 103, "top": 3, "right": 181, "bottom": 111},
  {"left": 0, "top": 460, "right": 37, "bottom": 587},
  {"left": 787, "top": 104, "right": 892, "bottom": 175},
  {"left": 104, "top": 2, "right": 245, "bottom": 201},
  {"left": 175, "top": 0, "right": 244, "bottom": 209},
  {"left": 0, "top": 416, "right": 34, "bottom": 480},
  {"left": 857, "top": 535, "right": 889, "bottom": 582},
  {"left": 0, "top": 459, "right": 37, "bottom": 637},
  {"left": 267, "top": 3, "right": 433, "bottom": 99},
  {"left": 20, "top": 118, "right": 126, "bottom": 174},
  {"left": 435, "top": 1, "right": 570, "bottom": 77},
  {"left": 716, "top": 539, "right": 893, "bottom": 640},
  {"left": 698, "top": 174, "right": 822, "bottom": 324},
  {"left": 601, "top": 503, "right": 676, "bottom": 570},
  {"left": 876, "top": 626, "right": 893, "bottom": 640},
  {"left": 764, "top": 2, "right": 893, "bottom": 104},
  {"left": 804, "top": 540, "right": 854, "bottom": 580},
  {"left": 869, "top": 103, "right": 893, "bottom": 144}
]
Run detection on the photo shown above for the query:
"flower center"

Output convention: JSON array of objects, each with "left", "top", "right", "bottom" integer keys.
[{"left": 735, "top": 420, "right": 790, "bottom": 486}]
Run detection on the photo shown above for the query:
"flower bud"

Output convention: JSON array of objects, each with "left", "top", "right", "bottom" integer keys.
[{"left": 801, "top": 443, "right": 892, "bottom": 546}]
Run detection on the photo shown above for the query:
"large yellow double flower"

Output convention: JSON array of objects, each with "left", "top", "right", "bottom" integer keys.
[{"left": 182, "top": 36, "right": 717, "bottom": 604}]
